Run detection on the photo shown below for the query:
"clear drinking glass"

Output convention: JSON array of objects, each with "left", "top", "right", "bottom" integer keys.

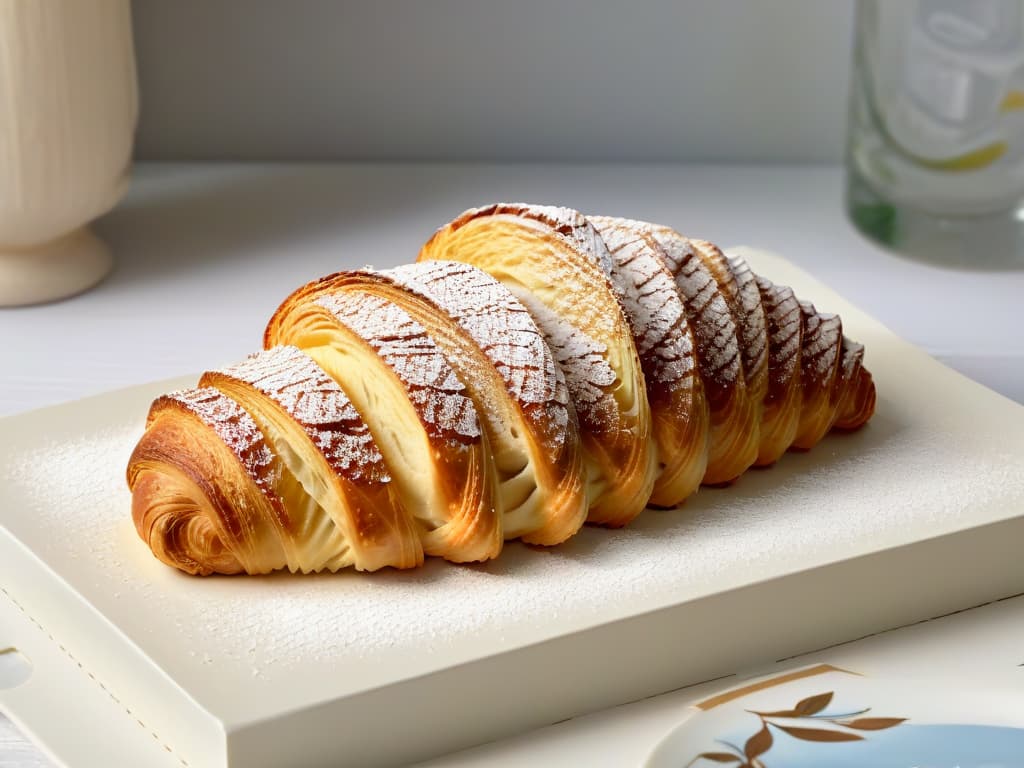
[{"left": 847, "top": 0, "right": 1024, "bottom": 268}]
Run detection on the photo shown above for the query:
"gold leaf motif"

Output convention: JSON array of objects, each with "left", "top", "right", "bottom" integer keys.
[
  {"left": 843, "top": 717, "right": 907, "bottom": 731},
  {"left": 793, "top": 691, "right": 833, "bottom": 716},
  {"left": 776, "top": 724, "right": 863, "bottom": 742},
  {"left": 751, "top": 708, "right": 798, "bottom": 718},
  {"left": 692, "top": 686, "right": 906, "bottom": 765},
  {"left": 745, "top": 725, "right": 773, "bottom": 759}
]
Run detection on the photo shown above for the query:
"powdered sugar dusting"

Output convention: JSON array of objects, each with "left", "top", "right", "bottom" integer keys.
[
  {"left": 648, "top": 226, "right": 741, "bottom": 388},
  {"left": 484, "top": 207, "right": 628, "bottom": 434},
  {"left": 7, "top": 409, "right": 1021, "bottom": 684},
  {"left": 607, "top": 220, "right": 740, "bottom": 402},
  {"left": 161, "top": 387, "right": 281, "bottom": 501},
  {"left": 477, "top": 202, "right": 617, "bottom": 278},
  {"left": 381, "top": 261, "right": 573, "bottom": 455},
  {"left": 589, "top": 216, "right": 694, "bottom": 386},
  {"left": 214, "top": 346, "right": 387, "bottom": 482},
  {"left": 444, "top": 204, "right": 637, "bottom": 443},
  {"left": 800, "top": 301, "right": 842, "bottom": 382},
  {"left": 512, "top": 288, "right": 617, "bottom": 421},
  {"left": 385, "top": 262, "right": 563, "bottom": 405},
  {"left": 726, "top": 253, "right": 769, "bottom": 392},
  {"left": 315, "top": 292, "right": 481, "bottom": 442},
  {"left": 835, "top": 337, "right": 868, "bottom": 422},
  {"left": 840, "top": 337, "right": 864, "bottom": 379},
  {"left": 756, "top": 276, "right": 802, "bottom": 401}
]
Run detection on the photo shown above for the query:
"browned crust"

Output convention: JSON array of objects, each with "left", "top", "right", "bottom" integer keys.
[
  {"left": 268, "top": 264, "right": 588, "bottom": 547},
  {"left": 437, "top": 203, "right": 619, "bottom": 280},
  {"left": 382, "top": 261, "right": 576, "bottom": 461},
  {"left": 141, "top": 392, "right": 289, "bottom": 530},
  {"left": 127, "top": 390, "right": 287, "bottom": 575},
  {"left": 201, "top": 347, "right": 422, "bottom": 571},
  {"left": 690, "top": 239, "right": 766, "bottom": 400},
  {"left": 604, "top": 219, "right": 758, "bottom": 485},
  {"left": 720, "top": 250, "right": 770, "bottom": 408},
  {"left": 833, "top": 340, "right": 876, "bottom": 431},
  {"left": 203, "top": 347, "right": 389, "bottom": 484},
  {"left": 792, "top": 302, "right": 843, "bottom": 450},
  {"left": 645, "top": 228, "right": 745, "bottom": 411},
  {"left": 420, "top": 204, "right": 656, "bottom": 526},
  {"left": 587, "top": 215, "right": 709, "bottom": 507},
  {"left": 319, "top": 292, "right": 482, "bottom": 446},
  {"left": 753, "top": 276, "right": 803, "bottom": 466},
  {"left": 130, "top": 203, "right": 877, "bottom": 576},
  {"left": 270, "top": 291, "right": 504, "bottom": 563},
  {"left": 372, "top": 262, "right": 588, "bottom": 545},
  {"left": 129, "top": 470, "right": 243, "bottom": 576}
]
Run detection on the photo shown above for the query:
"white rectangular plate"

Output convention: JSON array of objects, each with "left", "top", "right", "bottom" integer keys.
[{"left": 2, "top": 249, "right": 1023, "bottom": 768}]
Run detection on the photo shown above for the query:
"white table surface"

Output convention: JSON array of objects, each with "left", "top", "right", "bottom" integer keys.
[{"left": 2, "top": 162, "right": 1023, "bottom": 766}]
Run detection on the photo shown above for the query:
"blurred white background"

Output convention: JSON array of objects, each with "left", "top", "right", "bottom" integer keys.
[{"left": 132, "top": 0, "right": 853, "bottom": 162}]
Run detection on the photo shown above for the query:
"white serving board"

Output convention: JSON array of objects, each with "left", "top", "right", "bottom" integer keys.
[{"left": 2, "top": 249, "right": 1024, "bottom": 768}]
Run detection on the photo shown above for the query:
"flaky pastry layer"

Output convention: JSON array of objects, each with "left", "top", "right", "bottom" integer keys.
[
  {"left": 419, "top": 203, "right": 657, "bottom": 526},
  {"left": 128, "top": 203, "right": 876, "bottom": 575}
]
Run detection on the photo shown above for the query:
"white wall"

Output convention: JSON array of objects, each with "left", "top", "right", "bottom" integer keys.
[{"left": 132, "top": 0, "right": 854, "bottom": 162}]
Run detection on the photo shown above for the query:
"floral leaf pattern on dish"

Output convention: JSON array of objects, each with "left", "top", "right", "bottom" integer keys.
[
  {"left": 792, "top": 692, "right": 833, "bottom": 716},
  {"left": 775, "top": 724, "right": 863, "bottom": 742},
  {"left": 687, "top": 691, "right": 905, "bottom": 767},
  {"left": 843, "top": 717, "right": 907, "bottom": 731},
  {"left": 744, "top": 724, "right": 773, "bottom": 760}
]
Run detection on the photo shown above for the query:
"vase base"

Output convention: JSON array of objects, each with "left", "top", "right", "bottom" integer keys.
[{"left": 0, "top": 227, "right": 112, "bottom": 307}]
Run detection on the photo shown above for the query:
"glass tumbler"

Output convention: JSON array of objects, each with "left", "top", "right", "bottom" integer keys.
[{"left": 847, "top": 0, "right": 1024, "bottom": 267}]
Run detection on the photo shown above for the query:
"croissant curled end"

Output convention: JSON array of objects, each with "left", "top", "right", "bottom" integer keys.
[
  {"left": 129, "top": 468, "right": 244, "bottom": 576},
  {"left": 834, "top": 366, "right": 877, "bottom": 431},
  {"left": 127, "top": 390, "right": 290, "bottom": 576}
]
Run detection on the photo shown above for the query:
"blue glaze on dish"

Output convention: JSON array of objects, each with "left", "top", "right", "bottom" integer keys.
[{"left": 691, "top": 724, "right": 1024, "bottom": 768}]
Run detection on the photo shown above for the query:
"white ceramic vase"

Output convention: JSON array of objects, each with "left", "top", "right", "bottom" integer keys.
[{"left": 0, "top": 0, "right": 137, "bottom": 306}]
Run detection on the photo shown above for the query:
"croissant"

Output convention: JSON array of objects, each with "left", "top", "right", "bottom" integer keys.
[
  {"left": 127, "top": 204, "right": 875, "bottom": 575},
  {"left": 418, "top": 204, "right": 659, "bottom": 526}
]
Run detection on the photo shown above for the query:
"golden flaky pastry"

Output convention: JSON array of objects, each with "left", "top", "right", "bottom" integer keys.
[{"left": 128, "top": 204, "right": 876, "bottom": 575}]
